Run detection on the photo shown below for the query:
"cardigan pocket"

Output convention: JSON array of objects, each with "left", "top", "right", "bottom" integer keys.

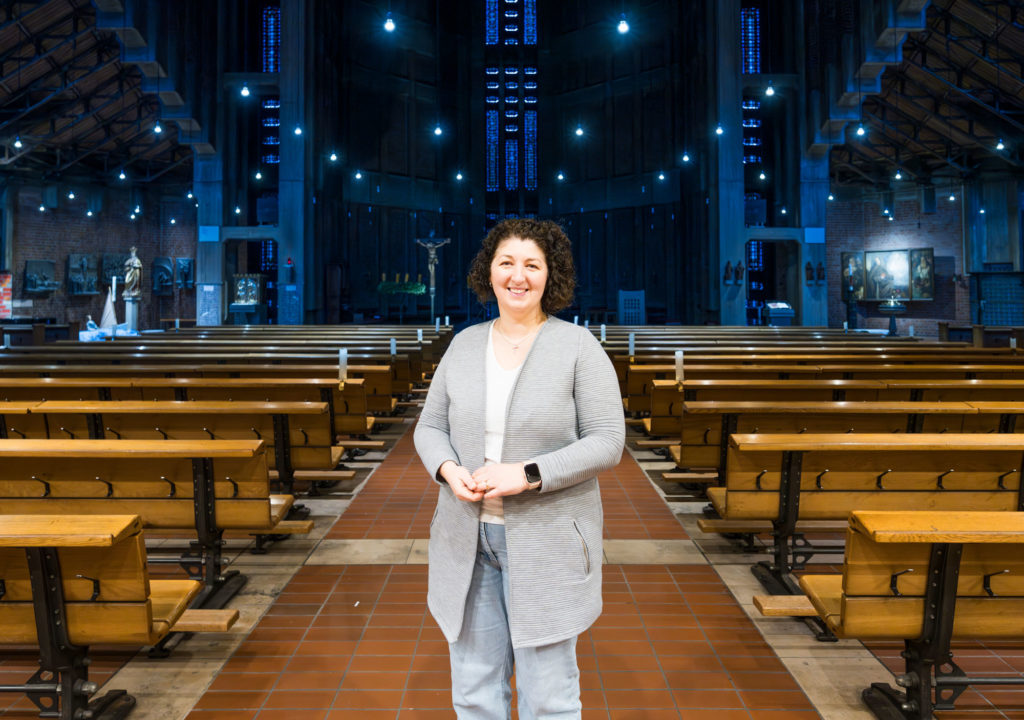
[{"left": 572, "top": 519, "right": 591, "bottom": 575}]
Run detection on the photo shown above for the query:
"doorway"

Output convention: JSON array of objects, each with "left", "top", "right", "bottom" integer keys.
[{"left": 745, "top": 238, "right": 800, "bottom": 326}]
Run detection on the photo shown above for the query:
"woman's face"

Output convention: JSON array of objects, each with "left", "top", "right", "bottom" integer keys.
[{"left": 489, "top": 236, "right": 548, "bottom": 319}]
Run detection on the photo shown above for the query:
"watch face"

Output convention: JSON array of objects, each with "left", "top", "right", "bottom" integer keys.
[{"left": 525, "top": 463, "right": 540, "bottom": 481}]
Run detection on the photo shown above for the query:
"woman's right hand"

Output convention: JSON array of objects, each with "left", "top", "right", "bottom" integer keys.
[{"left": 439, "top": 461, "right": 485, "bottom": 502}]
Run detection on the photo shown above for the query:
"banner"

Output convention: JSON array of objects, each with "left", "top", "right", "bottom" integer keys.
[{"left": 0, "top": 272, "right": 11, "bottom": 319}]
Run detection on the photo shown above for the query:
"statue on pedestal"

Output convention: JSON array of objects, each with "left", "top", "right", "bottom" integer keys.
[{"left": 123, "top": 246, "right": 142, "bottom": 299}]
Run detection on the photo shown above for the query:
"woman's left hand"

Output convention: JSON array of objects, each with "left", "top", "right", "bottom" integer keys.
[{"left": 471, "top": 462, "right": 529, "bottom": 498}]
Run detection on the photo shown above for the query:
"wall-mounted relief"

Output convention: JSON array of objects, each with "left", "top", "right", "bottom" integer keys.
[
  {"left": 101, "top": 252, "right": 128, "bottom": 288},
  {"left": 152, "top": 257, "right": 174, "bottom": 296},
  {"left": 176, "top": 257, "right": 194, "bottom": 289},
  {"left": 24, "top": 259, "right": 59, "bottom": 294},
  {"left": 66, "top": 254, "right": 99, "bottom": 295}
]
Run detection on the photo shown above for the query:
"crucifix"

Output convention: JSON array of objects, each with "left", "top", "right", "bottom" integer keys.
[{"left": 415, "top": 236, "right": 451, "bottom": 320}]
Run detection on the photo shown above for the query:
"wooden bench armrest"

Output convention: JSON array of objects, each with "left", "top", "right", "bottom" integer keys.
[{"left": 851, "top": 510, "right": 1024, "bottom": 543}]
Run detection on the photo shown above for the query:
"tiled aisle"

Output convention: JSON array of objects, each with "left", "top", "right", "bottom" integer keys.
[{"left": 183, "top": 428, "right": 822, "bottom": 719}]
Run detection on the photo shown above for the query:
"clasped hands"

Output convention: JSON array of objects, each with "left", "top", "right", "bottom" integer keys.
[{"left": 439, "top": 460, "right": 530, "bottom": 503}]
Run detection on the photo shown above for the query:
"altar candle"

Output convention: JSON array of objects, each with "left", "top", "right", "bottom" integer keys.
[
  {"left": 435, "top": 317, "right": 440, "bottom": 332},
  {"left": 175, "top": 318, "right": 180, "bottom": 329},
  {"left": 1012, "top": 338, "right": 1018, "bottom": 349},
  {"left": 843, "top": 321, "right": 848, "bottom": 332},
  {"left": 600, "top": 324, "right": 606, "bottom": 342},
  {"left": 675, "top": 350, "right": 684, "bottom": 384},
  {"left": 338, "top": 348, "right": 348, "bottom": 382},
  {"left": 584, "top": 320, "right": 590, "bottom": 329},
  {"left": 417, "top": 328, "right": 423, "bottom": 343},
  {"left": 573, "top": 315, "right": 578, "bottom": 325},
  {"left": 390, "top": 337, "right": 397, "bottom": 355},
  {"left": 628, "top": 332, "right": 635, "bottom": 357},
  {"left": 444, "top": 315, "right": 450, "bottom": 326}
]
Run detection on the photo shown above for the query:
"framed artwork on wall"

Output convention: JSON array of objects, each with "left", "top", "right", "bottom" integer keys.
[
  {"left": 864, "top": 250, "right": 910, "bottom": 300},
  {"left": 0, "top": 271, "right": 11, "bottom": 319},
  {"left": 910, "top": 248, "right": 934, "bottom": 300},
  {"left": 840, "top": 252, "right": 864, "bottom": 301}
]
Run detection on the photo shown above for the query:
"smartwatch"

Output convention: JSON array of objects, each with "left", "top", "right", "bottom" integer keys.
[{"left": 524, "top": 462, "right": 542, "bottom": 491}]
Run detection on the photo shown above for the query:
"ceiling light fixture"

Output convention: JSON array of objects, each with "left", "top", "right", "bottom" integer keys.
[
  {"left": 240, "top": 83, "right": 250, "bottom": 98},
  {"left": 13, "top": 135, "right": 22, "bottom": 149},
  {"left": 384, "top": 12, "right": 395, "bottom": 32},
  {"left": 617, "top": 13, "right": 629, "bottom": 34}
]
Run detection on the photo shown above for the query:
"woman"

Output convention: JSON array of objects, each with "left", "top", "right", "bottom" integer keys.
[{"left": 414, "top": 218, "right": 625, "bottom": 719}]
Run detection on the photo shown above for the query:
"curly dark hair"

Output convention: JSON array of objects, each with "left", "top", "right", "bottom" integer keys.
[{"left": 466, "top": 218, "right": 576, "bottom": 314}]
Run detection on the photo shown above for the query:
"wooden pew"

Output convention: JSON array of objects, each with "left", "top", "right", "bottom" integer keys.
[
  {"left": 777, "top": 511, "right": 1024, "bottom": 720},
  {"left": 0, "top": 514, "right": 237, "bottom": 720},
  {"left": 0, "top": 439, "right": 312, "bottom": 611},
  {"left": 703, "top": 433, "right": 1024, "bottom": 600},
  {"left": 26, "top": 400, "right": 351, "bottom": 496},
  {"left": 672, "top": 400, "right": 992, "bottom": 475}
]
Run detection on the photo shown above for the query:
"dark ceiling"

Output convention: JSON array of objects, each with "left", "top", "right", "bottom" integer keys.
[
  {"left": 0, "top": 0, "right": 189, "bottom": 185},
  {"left": 831, "top": 0, "right": 1024, "bottom": 188}
]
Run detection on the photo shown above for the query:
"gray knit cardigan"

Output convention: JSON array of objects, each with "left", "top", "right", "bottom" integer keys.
[{"left": 414, "top": 316, "right": 625, "bottom": 648}]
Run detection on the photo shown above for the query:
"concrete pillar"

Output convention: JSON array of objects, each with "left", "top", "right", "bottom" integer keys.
[
  {"left": 277, "top": 0, "right": 312, "bottom": 324},
  {"left": 195, "top": 154, "right": 225, "bottom": 325},
  {"left": 712, "top": 0, "right": 746, "bottom": 326}
]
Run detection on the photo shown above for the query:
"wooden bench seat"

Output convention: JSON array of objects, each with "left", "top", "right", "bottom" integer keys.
[
  {"left": 0, "top": 439, "right": 311, "bottom": 612},
  {"left": 29, "top": 399, "right": 348, "bottom": 495},
  {"left": 792, "top": 511, "right": 1024, "bottom": 719},
  {"left": 705, "top": 433, "right": 1024, "bottom": 600},
  {"left": 0, "top": 514, "right": 238, "bottom": 720}
]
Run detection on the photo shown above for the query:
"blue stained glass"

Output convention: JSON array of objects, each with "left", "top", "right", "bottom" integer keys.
[
  {"left": 504, "top": 24, "right": 518, "bottom": 32},
  {"left": 504, "top": 97, "right": 519, "bottom": 103},
  {"left": 504, "top": 38, "right": 519, "bottom": 44},
  {"left": 505, "top": 110, "right": 519, "bottom": 118},
  {"left": 524, "top": 67, "right": 537, "bottom": 75},
  {"left": 487, "top": 82, "right": 500, "bottom": 89},
  {"left": 741, "top": 8, "right": 761, "bottom": 74},
  {"left": 262, "top": 99, "right": 281, "bottom": 109},
  {"left": 262, "top": 154, "right": 280, "bottom": 164},
  {"left": 524, "top": 81, "right": 537, "bottom": 89},
  {"left": 486, "top": 0, "right": 499, "bottom": 44},
  {"left": 486, "top": 96, "right": 500, "bottom": 104},
  {"left": 262, "top": 118, "right": 281, "bottom": 127},
  {"left": 486, "top": 67, "right": 500, "bottom": 75},
  {"left": 505, "top": 139, "right": 519, "bottom": 190},
  {"left": 523, "top": 96, "right": 537, "bottom": 103},
  {"left": 524, "top": 111, "right": 537, "bottom": 190},
  {"left": 262, "top": 6, "right": 281, "bottom": 73},
  {"left": 504, "top": 10, "right": 519, "bottom": 17},
  {"left": 487, "top": 110, "right": 499, "bottom": 192},
  {"left": 505, "top": 81, "right": 519, "bottom": 89},
  {"left": 505, "top": 67, "right": 518, "bottom": 74},
  {"left": 523, "top": 0, "right": 537, "bottom": 44},
  {"left": 742, "top": 100, "right": 761, "bottom": 109},
  {"left": 263, "top": 136, "right": 280, "bottom": 146},
  {"left": 505, "top": 124, "right": 519, "bottom": 132}
]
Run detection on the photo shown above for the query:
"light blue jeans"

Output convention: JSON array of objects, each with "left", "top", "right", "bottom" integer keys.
[{"left": 449, "top": 522, "right": 582, "bottom": 720}]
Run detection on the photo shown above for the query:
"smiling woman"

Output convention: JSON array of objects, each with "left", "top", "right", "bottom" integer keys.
[{"left": 415, "top": 217, "right": 624, "bottom": 718}]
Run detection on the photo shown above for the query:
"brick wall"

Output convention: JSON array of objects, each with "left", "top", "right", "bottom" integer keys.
[
  {"left": 10, "top": 187, "right": 196, "bottom": 330},
  {"left": 826, "top": 196, "right": 969, "bottom": 337}
]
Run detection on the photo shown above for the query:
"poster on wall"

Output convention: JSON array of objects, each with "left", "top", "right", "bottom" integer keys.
[
  {"left": 0, "top": 272, "right": 11, "bottom": 319},
  {"left": 840, "top": 252, "right": 864, "bottom": 301},
  {"left": 910, "top": 248, "right": 934, "bottom": 300},
  {"left": 864, "top": 250, "right": 910, "bottom": 300}
]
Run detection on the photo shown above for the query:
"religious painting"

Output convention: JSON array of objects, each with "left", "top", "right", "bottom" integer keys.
[
  {"left": 101, "top": 252, "right": 128, "bottom": 287},
  {"left": 66, "top": 254, "right": 99, "bottom": 295},
  {"left": 910, "top": 248, "right": 934, "bottom": 300},
  {"left": 152, "top": 257, "right": 174, "bottom": 297},
  {"left": 840, "top": 252, "right": 864, "bottom": 301},
  {"left": 24, "top": 259, "right": 59, "bottom": 294},
  {"left": 864, "top": 250, "right": 910, "bottom": 301},
  {"left": 0, "top": 271, "right": 11, "bottom": 319},
  {"left": 176, "top": 258, "right": 194, "bottom": 289}
]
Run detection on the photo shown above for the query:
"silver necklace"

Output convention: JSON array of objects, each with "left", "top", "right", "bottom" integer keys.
[{"left": 493, "top": 320, "right": 542, "bottom": 351}]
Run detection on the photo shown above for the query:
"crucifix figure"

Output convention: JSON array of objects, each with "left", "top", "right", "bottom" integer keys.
[{"left": 416, "top": 236, "right": 450, "bottom": 320}]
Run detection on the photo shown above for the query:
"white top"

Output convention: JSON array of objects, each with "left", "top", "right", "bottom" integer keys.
[{"left": 480, "top": 321, "right": 522, "bottom": 524}]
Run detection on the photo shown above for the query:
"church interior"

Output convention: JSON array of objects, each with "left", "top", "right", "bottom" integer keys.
[{"left": 2, "top": 1, "right": 1024, "bottom": 719}]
